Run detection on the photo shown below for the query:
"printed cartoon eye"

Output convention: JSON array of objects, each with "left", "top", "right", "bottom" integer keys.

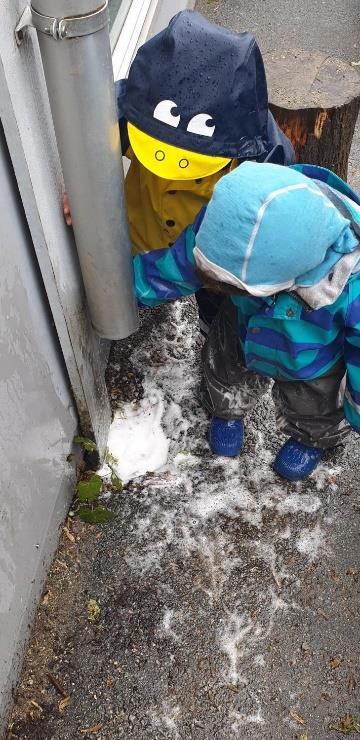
[
  {"left": 187, "top": 114, "right": 215, "bottom": 137},
  {"left": 153, "top": 100, "right": 180, "bottom": 127}
]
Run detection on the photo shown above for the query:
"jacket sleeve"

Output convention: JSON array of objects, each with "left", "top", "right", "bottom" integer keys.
[
  {"left": 343, "top": 273, "right": 360, "bottom": 433},
  {"left": 133, "top": 209, "right": 206, "bottom": 307}
]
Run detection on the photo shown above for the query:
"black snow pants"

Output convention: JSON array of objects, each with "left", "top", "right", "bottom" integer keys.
[
  {"left": 195, "top": 288, "right": 225, "bottom": 337},
  {"left": 200, "top": 298, "right": 350, "bottom": 449}
]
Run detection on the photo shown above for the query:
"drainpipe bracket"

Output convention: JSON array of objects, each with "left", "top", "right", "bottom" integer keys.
[
  {"left": 15, "top": 1, "right": 109, "bottom": 45},
  {"left": 15, "top": 6, "right": 34, "bottom": 46}
]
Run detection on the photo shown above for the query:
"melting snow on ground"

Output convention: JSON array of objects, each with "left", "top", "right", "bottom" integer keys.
[
  {"left": 104, "top": 299, "right": 345, "bottom": 735},
  {"left": 106, "top": 392, "right": 169, "bottom": 483},
  {"left": 295, "top": 522, "right": 326, "bottom": 561}
]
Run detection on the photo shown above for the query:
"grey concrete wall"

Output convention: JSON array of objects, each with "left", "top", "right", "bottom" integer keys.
[
  {"left": 0, "top": 123, "right": 78, "bottom": 729},
  {"left": 0, "top": 0, "right": 111, "bottom": 456}
]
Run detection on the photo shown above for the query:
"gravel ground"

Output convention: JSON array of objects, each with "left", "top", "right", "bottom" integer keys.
[
  {"left": 7, "top": 1, "right": 360, "bottom": 738},
  {"left": 8, "top": 299, "right": 360, "bottom": 740}
]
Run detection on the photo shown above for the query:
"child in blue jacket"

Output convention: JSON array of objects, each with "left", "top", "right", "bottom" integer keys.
[{"left": 133, "top": 162, "right": 360, "bottom": 481}]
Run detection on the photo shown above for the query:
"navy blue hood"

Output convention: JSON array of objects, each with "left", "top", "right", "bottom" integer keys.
[{"left": 121, "top": 10, "right": 274, "bottom": 160}]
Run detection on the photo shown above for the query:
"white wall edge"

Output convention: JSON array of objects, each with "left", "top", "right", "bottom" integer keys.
[{"left": 112, "top": 0, "right": 195, "bottom": 80}]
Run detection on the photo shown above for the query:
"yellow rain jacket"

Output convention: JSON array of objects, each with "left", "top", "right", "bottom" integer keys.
[{"left": 124, "top": 147, "right": 237, "bottom": 255}]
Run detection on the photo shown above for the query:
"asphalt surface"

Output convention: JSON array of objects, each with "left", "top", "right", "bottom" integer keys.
[
  {"left": 8, "top": 2, "right": 360, "bottom": 739},
  {"left": 196, "top": 0, "right": 360, "bottom": 191},
  {"left": 9, "top": 298, "right": 360, "bottom": 740},
  {"left": 197, "top": 0, "right": 360, "bottom": 59}
]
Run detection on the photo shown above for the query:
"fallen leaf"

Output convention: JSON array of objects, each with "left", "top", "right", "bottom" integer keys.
[
  {"left": 63, "top": 526, "right": 75, "bottom": 544},
  {"left": 317, "top": 608, "right": 329, "bottom": 620},
  {"left": 77, "top": 474, "right": 103, "bottom": 503},
  {"left": 348, "top": 675, "right": 357, "bottom": 694},
  {"left": 41, "top": 589, "right": 52, "bottom": 605},
  {"left": 329, "top": 713, "right": 360, "bottom": 734},
  {"left": 105, "top": 448, "right": 118, "bottom": 466},
  {"left": 321, "top": 691, "right": 332, "bottom": 701},
  {"left": 55, "top": 559, "right": 68, "bottom": 570},
  {"left": 80, "top": 724, "right": 103, "bottom": 734},
  {"left": 29, "top": 700, "right": 42, "bottom": 712},
  {"left": 78, "top": 506, "right": 114, "bottom": 524},
  {"left": 330, "top": 656, "right": 342, "bottom": 670},
  {"left": 300, "top": 734, "right": 308, "bottom": 740},
  {"left": 87, "top": 599, "right": 101, "bottom": 623},
  {"left": 301, "top": 642, "right": 312, "bottom": 655},
  {"left": 225, "top": 683, "right": 239, "bottom": 693},
  {"left": 207, "top": 688, "right": 217, "bottom": 703},
  {"left": 346, "top": 568, "right": 359, "bottom": 582},
  {"left": 289, "top": 708, "right": 305, "bottom": 725},
  {"left": 46, "top": 672, "right": 68, "bottom": 698},
  {"left": 74, "top": 435, "right": 98, "bottom": 452},
  {"left": 58, "top": 696, "right": 71, "bottom": 712},
  {"left": 110, "top": 469, "right": 123, "bottom": 491}
]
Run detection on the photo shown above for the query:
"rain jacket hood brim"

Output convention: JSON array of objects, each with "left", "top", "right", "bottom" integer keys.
[{"left": 119, "top": 10, "right": 287, "bottom": 161}]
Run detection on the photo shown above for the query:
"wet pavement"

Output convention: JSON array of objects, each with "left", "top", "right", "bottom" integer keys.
[{"left": 8, "top": 299, "right": 360, "bottom": 739}]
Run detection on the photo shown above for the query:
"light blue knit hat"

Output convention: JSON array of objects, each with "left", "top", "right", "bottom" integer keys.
[{"left": 194, "top": 161, "right": 358, "bottom": 296}]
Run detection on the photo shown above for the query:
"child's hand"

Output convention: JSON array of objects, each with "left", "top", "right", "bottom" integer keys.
[{"left": 63, "top": 193, "right": 72, "bottom": 226}]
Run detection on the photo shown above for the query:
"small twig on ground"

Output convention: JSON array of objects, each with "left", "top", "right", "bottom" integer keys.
[
  {"left": 46, "top": 672, "right": 69, "bottom": 699},
  {"left": 80, "top": 723, "right": 104, "bottom": 734}
]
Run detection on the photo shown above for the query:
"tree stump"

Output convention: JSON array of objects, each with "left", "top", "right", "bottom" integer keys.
[{"left": 263, "top": 50, "right": 360, "bottom": 180}]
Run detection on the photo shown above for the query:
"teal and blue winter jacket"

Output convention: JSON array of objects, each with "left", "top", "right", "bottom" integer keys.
[{"left": 133, "top": 165, "right": 360, "bottom": 433}]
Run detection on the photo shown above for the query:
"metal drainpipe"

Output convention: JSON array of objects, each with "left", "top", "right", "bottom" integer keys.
[{"left": 17, "top": 0, "right": 139, "bottom": 340}]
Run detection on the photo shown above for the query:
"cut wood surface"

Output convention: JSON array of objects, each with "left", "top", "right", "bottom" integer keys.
[{"left": 264, "top": 50, "right": 360, "bottom": 180}]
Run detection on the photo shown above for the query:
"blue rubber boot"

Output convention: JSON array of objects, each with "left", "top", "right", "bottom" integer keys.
[
  {"left": 208, "top": 417, "right": 244, "bottom": 457},
  {"left": 274, "top": 438, "right": 325, "bottom": 481}
]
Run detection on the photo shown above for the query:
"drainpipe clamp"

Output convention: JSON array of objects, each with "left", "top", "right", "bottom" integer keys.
[{"left": 15, "top": 1, "right": 109, "bottom": 45}]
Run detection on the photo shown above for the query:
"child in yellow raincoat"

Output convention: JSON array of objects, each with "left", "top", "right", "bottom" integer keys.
[{"left": 115, "top": 10, "right": 294, "bottom": 332}]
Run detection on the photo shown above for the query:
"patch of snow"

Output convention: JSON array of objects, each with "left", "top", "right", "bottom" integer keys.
[
  {"left": 296, "top": 523, "right": 325, "bottom": 561},
  {"left": 194, "top": 532, "right": 242, "bottom": 600},
  {"left": 190, "top": 480, "right": 254, "bottom": 522},
  {"left": 150, "top": 701, "right": 181, "bottom": 738},
  {"left": 218, "top": 591, "right": 287, "bottom": 685},
  {"left": 253, "top": 542, "right": 288, "bottom": 588},
  {"left": 173, "top": 451, "right": 201, "bottom": 467},
  {"left": 106, "top": 390, "right": 170, "bottom": 483},
  {"left": 276, "top": 493, "right": 321, "bottom": 515},
  {"left": 312, "top": 463, "right": 342, "bottom": 491},
  {"left": 219, "top": 610, "right": 253, "bottom": 685},
  {"left": 230, "top": 707, "right": 264, "bottom": 730},
  {"left": 163, "top": 608, "right": 174, "bottom": 631},
  {"left": 278, "top": 523, "right": 291, "bottom": 539},
  {"left": 161, "top": 608, "right": 180, "bottom": 642}
]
